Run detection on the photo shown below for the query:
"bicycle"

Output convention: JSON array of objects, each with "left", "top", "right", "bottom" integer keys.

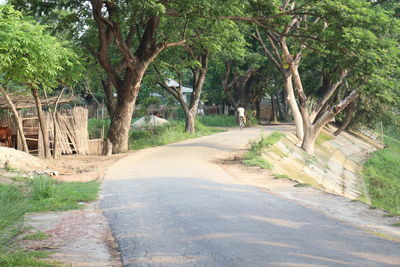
[{"left": 239, "top": 116, "right": 245, "bottom": 131}]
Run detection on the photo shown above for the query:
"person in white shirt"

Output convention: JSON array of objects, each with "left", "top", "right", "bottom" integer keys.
[{"left": 237, "top": 105, "right": 246, "bottom": 125}]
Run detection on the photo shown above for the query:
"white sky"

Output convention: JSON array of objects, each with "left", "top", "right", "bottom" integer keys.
[{"left": 0, "top": 0, "right": 6, "bottom": 4}]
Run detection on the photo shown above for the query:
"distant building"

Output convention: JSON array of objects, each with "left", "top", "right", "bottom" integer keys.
[{"left": 165, "top": 79, "right": 193, "bottom": 103}]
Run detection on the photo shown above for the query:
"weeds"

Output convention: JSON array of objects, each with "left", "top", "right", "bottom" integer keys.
[
  {"left": 244, "top": 156, "right": 273, "bottom": 170},
  {"left": 243, "top": 132, "right": 284, "bottom": 169},
  {"left": 274, "top": 174, "right": 290, "bottom": 179}
]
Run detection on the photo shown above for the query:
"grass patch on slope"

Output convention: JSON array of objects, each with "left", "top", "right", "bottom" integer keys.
[
  {"left": 363, "top": 129, "right": 400, "bottom": 215},
  {"left": 0, "top": 175, "right": 100, "bottom": 266},
  {"left": 243, "top": 132, "right": 284, "bottom": 169},
  {"left": 130, "top": 119, "right": 222, "bottom": 150},
  {"left": 315, "top": 131, "right": 333, "bottom": 146}
]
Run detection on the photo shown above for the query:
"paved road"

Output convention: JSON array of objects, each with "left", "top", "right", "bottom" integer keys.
[{"left": 101, "top": 126, "right": 400, "bottom": 266}]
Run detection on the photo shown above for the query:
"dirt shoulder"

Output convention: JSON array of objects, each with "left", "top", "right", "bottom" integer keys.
[{"left": 43, "top": 153, "right": 128, "bottom": 182}]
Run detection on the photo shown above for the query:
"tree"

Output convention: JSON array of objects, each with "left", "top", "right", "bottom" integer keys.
[
  {"left": 0, "top": 5, "right": 81, "bottom": 157},
  {"left": 234, "top": 0, "right": 399, "bottom": 153},
  {"left": 286, "top": 0, "right": 399, "bottom": 153}
]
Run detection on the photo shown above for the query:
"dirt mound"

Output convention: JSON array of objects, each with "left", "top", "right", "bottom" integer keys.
[{"left": 0, "top": 147, "right": 43, "bottom": 171}]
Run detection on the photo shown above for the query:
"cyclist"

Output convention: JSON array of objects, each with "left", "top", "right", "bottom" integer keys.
[{"left": 237, "top": 105, "right": 246, "bottom": 129}]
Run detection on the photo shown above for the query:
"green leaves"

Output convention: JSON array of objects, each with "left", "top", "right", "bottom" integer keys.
[{"left": 0, "top": 5, "right": 81, "bottom": 91}]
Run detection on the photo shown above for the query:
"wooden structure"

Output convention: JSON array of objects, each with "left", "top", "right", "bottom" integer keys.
[{"left": 0, "top": 92, "right": 100, "bottom": 156}]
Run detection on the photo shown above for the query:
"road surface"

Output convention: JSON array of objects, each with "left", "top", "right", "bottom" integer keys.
[{"left": 101, "top": 125, "right": 399, "bottom": 266}]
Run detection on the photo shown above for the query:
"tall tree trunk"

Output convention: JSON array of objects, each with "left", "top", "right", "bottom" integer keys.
[
  {"left": 284, "top": 73, "right": 304, "bottom": 140},
  {"left": 0, "top": 86, "right": 29, "bottom": 152},
  {"left": 108, "top": 90, "right": 136, "bottom": 153},
  {"left": 185, "top": 110, "right": 196, "bottom": 134},
  {"left": 31, "top": 88, "right": 50, "bottom": 158}
]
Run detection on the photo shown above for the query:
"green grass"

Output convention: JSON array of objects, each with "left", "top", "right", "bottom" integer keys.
[
  {"left": 243, "top": 132, "right": 284, "bottom": 169},
  {"left": 197, "top": 115, "right": 237, "bottom": 127},
  {"left": 23, "top": 231, "right": 50, "bottom": 241},
  {"left": 130, "top": 119, "right": 222, "bottom": 150},
  {"left": 29, "top": 178, "right": 100, "bottom": 212},
  {"left": 0, "top": 184, "right": 27, "bottom": 249},
  {"left": 0, "top": 176, "right": 100, "bottom": 265},
  {"left": 363, "top": 129, "right": 400, "bottom": 215},
  {"left": 0, "top": 251, "right": 52, "bottom": 267}
]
